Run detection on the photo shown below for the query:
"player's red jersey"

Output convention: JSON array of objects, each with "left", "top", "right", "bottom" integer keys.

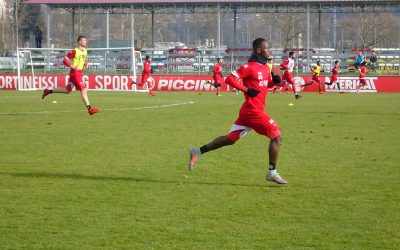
[
  {"left": 280, "top": 58, "right": 295, "bottom": 85},
  {"left": 142, "top": 60, "right": 151, "bottom": 83},
  {"left": 330, "top": 64, "right": 339, "bottom": 82},
  {"left": 225, "top": 60, "right": 281, "bottom": 140},
  {"left": 359, "top": 65, "right": 367, "bottom": 78},
  {"left": 213, "top": 63, "right": 224, "bottom": 84},
  {"left": 231, "top": 62, "right": 273, "bottom": 112},
  {"left": 280, "top": 58, "right": 295, "bottom": 72}
]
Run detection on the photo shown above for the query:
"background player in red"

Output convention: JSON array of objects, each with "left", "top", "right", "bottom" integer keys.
[
  {"left": 324, "top": 60, "right": 343, "bottom": 93},
  {"left": 188, "top": 38, "right": 287, "bottom": 185},
  {"left": 302, "top": 60, "right": 325, "bottom": 94},
  {"left": 206, "top": 58, "right": 224, "bottom": 96},
  {"left": 41, "top": 35, "right": 100, "bottom": 115},
  {"left": 279, "top": 51, "right": 301, "bottom": 99},
  {"left": 141, "top": 55, "right": 156, "bottom": 96},
  {"left": 356, "top": 61, "right": 367, "bottom": 93}
]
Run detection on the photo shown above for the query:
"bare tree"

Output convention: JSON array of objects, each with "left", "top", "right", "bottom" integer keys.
[{"left": 272, "top": 12, "right": 305, "bottom": 48}]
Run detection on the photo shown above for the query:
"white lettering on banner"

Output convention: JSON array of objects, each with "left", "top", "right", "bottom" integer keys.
[
  {"left": 158, "top": 79, "right": 169, "bottom": 89},
  {"left": 157, "top": 79, "right": 212, "bottom": 91},
  {"left": 95, "top": 75, "right": 103, "bottom": 89},
  {"left": 0, "top": 75, "right": 15, "bottom": 88},
  {"left": 95, "top": 75, "right": 131, "bottom": 90},
  {"left": 325, "top": 77, "right": 377, "bottom": 93},
  {"left": 4, "top": 75, "right": 59, "bottom": 89}
]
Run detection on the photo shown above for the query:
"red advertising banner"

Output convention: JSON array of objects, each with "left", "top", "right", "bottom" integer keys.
[{"left": 1, "top": 74, "right": 399, "bottom": 93}]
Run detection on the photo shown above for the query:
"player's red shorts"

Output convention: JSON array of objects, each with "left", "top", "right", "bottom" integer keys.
[
  {"left": 141, "top": 76, "right": 155, "bottom": 89},
  {"left": 359, "top": 78, "right": 367, "bottom": 85},
  {"left": 213, "top": 75, "right": 224, "bottom": 87},
  {"left": 141, "top": 74, "right": 149, "bottom": 85},
  {"left": 312, "top": 74, "right": 321, "bottom": 83},
  {"left": 69, "top": 70, "right": 86, "bottom": 91},
  {"left": 282, "top": 71, "right": 294, "bottom": 85},
  {"left": 330, "top": 75, "right": 338, "bottom": 83},
  {"left": 227, "top": 109, "right": 281, "bottom": 141}
]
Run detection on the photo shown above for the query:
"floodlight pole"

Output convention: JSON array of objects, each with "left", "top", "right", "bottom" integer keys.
[
  {"left": 398, "top": 14, "right": 400, "bottom": 76},
  {"left": 333, "top": 7, "right": 337, "bottom": 50},
  {"left": 106, "top": 9, "right": 110, "bottom": 74},
  {"left": 306, "top": 4, "right": 310, "bottom": 70},
  {"left": 14, "top": 0, "right": 18, "bottom": 51},
  {"left": 151, "top": 10, "right": 155, "bottom": 48},
  {"left": 46, "top": 5, "right": 50, "bottom": 71},
  {"left": 318, "top": 8, "right": 321, "bottom": 50},
  {"left": 233, "top": 8, "right": 237, "bottom": 49},
  {"left": 217, "top": 3, "right": 221, "bottom": 58},
  {"left": 130, "top": 5, "right": 136, "bottom": 79},
  {"left": 106, "top": 10, "right": 110, "bottom": 49},
  {"left": 70, "top": 8, "right": 75, "bottom": 48}
]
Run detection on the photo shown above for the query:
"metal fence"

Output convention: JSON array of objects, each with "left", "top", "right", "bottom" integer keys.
[{"left": 5, "top": 47, "right": 400, "bottom": 75}]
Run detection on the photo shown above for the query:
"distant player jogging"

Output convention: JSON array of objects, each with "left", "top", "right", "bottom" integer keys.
[
  {"left": 205, "top": 58, "right": 224, "bottom": 96},
  {"left": 302, "top": 60, "right": 325, "bottom": 94},
  {"left": 131, "top": 55, "right": 156, "bottom": 96},
  {"left": 188, "top": 38, "right": 288, "bottom": 185},
  {"left": 324, "top": 60, "right": 343, "bottom": 93},
  {"left": 42, "top": 35, "right": 100, "bottom": 115},
  {"left": 356, "top": 61, "right": 368, "bottom": 93},
  {"left": 277, "top": 51, "right": 301, "bottom": 99}
]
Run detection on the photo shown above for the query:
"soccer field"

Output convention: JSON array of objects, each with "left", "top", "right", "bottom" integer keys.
[{"left": 0, "top": 90, "right": 399, "bottom": 249}]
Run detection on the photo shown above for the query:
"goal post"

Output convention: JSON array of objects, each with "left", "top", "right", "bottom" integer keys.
[
  {"left": 16, "top": 46, "right": 143, "bottom": 92},
  {"left": 17, "top": 49, "right": 36, "bottom": 91}
]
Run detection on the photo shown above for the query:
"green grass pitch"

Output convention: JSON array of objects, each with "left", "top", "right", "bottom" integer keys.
[{"left": 0, "top": 90, "right": 399, "bottom": 249}]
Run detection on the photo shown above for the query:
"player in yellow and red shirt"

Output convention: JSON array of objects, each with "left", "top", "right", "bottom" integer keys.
[
  {"left": 188, "top": 38, "right": 288, "bottom": 185},
  {"left": 302, "top": 60, "right": 325, "bottom": 94},
  {"left": 41, "top": 35, "right": 99, "bottom": 115}
]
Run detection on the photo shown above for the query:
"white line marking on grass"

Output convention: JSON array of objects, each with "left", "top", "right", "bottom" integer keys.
[
  {"left": 103, "top": 101, "right": 195, "bottom": 111},
  {"left": 0, "top": 101, "right": 195, "bottom": 115}
]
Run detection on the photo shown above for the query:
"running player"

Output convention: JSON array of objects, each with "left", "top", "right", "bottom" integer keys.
[
  {"left": 356, "top": 61, "right": 367, "bottom": 93},
  {"left": 324, "top": 60, "right": 343, "bottom": 93},
  {"left": 302, "top": 60, "right": 325, "bottom": 94},
  {"left": 206, "top": 58, "right": 224, "bottom": 96},
  {"left": 188, "top": 38, "right": 287, "bottom": 185},
  {"left": 141, "top": 55, "right": 156, "bottom": 96},
  {"left": 279, "top": 51, "right": 301, "bottom": 99},
  {"left": 41, "top": 35, "right": 100, "bottom": 115}
]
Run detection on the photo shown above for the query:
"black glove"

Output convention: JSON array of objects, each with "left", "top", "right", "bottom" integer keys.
[
  {"left": 272, "top": 73, "right": 281, "bottom": 84},
  {"left": 150, "top": 69, "right": 154, "bottom": 74},
  {"left": 246, "top": 88, "right": 260, "bottom": 97}
]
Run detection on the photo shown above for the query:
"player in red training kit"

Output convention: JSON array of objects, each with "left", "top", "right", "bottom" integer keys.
[
  {"left": 302, "top": 60, "right": 325, "bottom": 94},
  {"left": 279, "top": 51, "right": 301, "bottom": 99},
  {"left": 206, "top": 58, "right": 224, "bottom": 96},
  {"left": 324, "top": 60, "right": 343, "bottom": 93},
  {"left": 356, "top": 61, "right": 367, "bottom": 93},
  {"left": 188, "top": 38, "right": 288, "bottom": 185},
  {"left": 141, "top": 55, "right": 156, "bottom": 96},
  {"left": 41, "top": 35, "right": 100, "bottom": 115}
]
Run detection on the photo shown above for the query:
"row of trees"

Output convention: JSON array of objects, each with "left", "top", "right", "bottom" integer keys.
[
  {"left": 0, "top": 0, "right": 43, "bottom": 54},
  {"left": 0, "top": 2, "right": 399, "bottom": 54}
]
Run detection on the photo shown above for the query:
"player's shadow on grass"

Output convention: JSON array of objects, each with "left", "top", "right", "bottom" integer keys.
[{"left": 0, "top": 171, "right": 280, "bottom": 188}]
